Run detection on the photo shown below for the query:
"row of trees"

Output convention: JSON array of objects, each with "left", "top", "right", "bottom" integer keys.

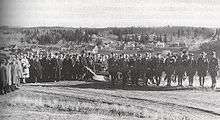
[
  {"left": 110, "top": 26, "right": 214, "bottom": 42},
  {"left": 18, "top": 26, "right": 215, "bottom": 45},
  {"left": 20, "top": 28, "right": 99, "bottom": 45}
]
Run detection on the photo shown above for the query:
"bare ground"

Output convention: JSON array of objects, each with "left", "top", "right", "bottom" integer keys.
[{"left": 1, "top": 80, "right": 220, "bottom": 120}]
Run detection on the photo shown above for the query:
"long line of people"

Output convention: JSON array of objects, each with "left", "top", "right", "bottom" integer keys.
[
  {"left": 107, "top": 51, "right": 219, "bottom": 89},
  {"left": 0, "top": 50, "right": 219, "bottom": 95},
  {"left": 1, "top": 51, "right": 109, "bottom": 95}
]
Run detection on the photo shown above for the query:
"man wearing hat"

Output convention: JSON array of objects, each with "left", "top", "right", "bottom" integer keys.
[
  {"left": 39, "top": 53, "right": 48, "bottom": 82},
  {"left": 175, "top": 53, "right": 185, "bottom": 86},
  {"left": 186, "top": 53, "right": 197, "bottom": 86},
  {"left": 107, "top": 52, "right": 118, "bottom": 86},
  {"left": 50, "top": 53, "right": 59, "bottom": 82},
  {"left": 144, "top": 53, "right": 154, "bottom": 85},
  {"left": 154, "top": 53, "right": 164, "bottom": 86},
  {"left": 128, "top": 54, "right": 138, "bottom": 86},
  {"left": 197, "top": 52, "right": 208, "bottom": 87},
  {"left": 208, "top": 51, "right": 219, "bottom": 89},
  {"left": 164, "top": 52, "right": 175, "bottom": 86},
  {"left": 62, "top": 54, "right": 73, "bottom": 80}
]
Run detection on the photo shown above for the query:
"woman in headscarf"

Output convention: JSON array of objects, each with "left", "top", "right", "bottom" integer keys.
[
  {"left": 15, "top": 55, "right": 23, "bottom": 86},
  {"left": 10, "top": 55, "right": 19, "bottom": 90},
  {"left": 0, "top": 58, "right": 8, "bottom": 94},
  {"left": 6, "top": 57, "right": 12, "bottom": 92},
  {"left": 21, "top": 53, "right": 30, "bottom": 83}
]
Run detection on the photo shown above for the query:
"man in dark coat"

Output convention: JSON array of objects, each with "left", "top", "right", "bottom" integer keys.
[
  {"left": 57, "top": 54, "right": 63, "bottom": 81},
  {"left": 145, "top": 54, "right": 154, "bottom": 85},
  {"left": 208, "top": 51, "right": 219, "bottom": 89},
  {"left": 118, "top": 54, "right": 129, "bottom": 87},
  {"left": 46, "top": 54, "right": 53, "bottom": 82},
  {"left": 197, "top": 52, "right": 208, "bottom": 87},
  {"left": 122, "top": 55, "right": 130, "bottom": 87},
  {"left": 62, "top": 55, "right": 73, "bottom": 80},
  {"left": 164, "top": 52, "right": 175, "bottom": 86},
  {"left": 84, "top": 53, "right": 94, "bottom": 81},
  {"left": 181, "top": 50, "right": 189, "bottom": 82},
  {"left": 129, "top": 54, "right": 138, "bottom": 86},
  {"left": 39, "top": 54, "right": 48, "bottom": 82},
  {"left": 154, "top": 53, "right": 164, "bottom": 86},
  {"left": 28, "top": 55, "right": 35, "bottom": 83},
  {"left": 136, "top": 54, "right": 145, "bottom": 84},
  {"left": 186, "top": 53, "right": 197, "bottom": 86},
  {"left": 107, "top": 53, "right": 118, "bottom": 86},
  {"left": 74, "top": 55, "right": 82, "bottom": 80},
  {"left": 50, "top": 53, "right": 59, "bottom": 82},
  {"left": 175, "top": 54, "right": 185, "bottom": 86},
  {"left": 32, "top": 56, "right": 42, "bottom": 83}
]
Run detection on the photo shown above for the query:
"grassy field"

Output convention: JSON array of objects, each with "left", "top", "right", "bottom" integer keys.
[{"left": 1, "top": 78, "right": 220, "bottom": 120}]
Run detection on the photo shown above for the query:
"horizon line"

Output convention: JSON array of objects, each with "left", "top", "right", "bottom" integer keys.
[{"left": 1, "top": 25, "right": 219, "bottom": 29}]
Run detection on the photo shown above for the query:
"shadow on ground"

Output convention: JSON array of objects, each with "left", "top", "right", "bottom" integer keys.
[{"left": 26, "top": 81, "right": 198, "bottom": 91}]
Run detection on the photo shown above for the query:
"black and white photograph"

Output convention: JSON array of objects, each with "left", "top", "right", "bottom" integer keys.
[{"left": 0, "top": 0, "right": 220, "bottom": 120}]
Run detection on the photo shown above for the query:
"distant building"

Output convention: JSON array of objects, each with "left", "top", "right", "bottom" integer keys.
[
  {"left": 156, "top": 41, "right": 165, "bottom": 48},
  {"left": 149, "top": 33, "right": 157, "bottom": 42},
  {"left": 92, "top": 45, "right": 99, "bottom": 54}
]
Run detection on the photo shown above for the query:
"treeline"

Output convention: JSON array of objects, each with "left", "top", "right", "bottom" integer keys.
[
  {"left": 2, "top": 26, "right": 216, "bottom": 45},
  {"left": 20, "top": 28, "right": 99, "bottom": 45},
  {"left": 110, "top": 26, "right": 215, "bottom": 41}
]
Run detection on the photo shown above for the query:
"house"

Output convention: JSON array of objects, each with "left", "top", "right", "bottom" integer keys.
[{"left": 156, "top": 41, "right": 165, "bottom": 48}]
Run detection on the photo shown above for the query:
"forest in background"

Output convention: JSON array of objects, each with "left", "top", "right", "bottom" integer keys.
[
  {"left": 1, "top": 26, "right": 218, "bottom": 44},
  {"left": 0, "top": 26, "right": 220, "bottom": 53}
]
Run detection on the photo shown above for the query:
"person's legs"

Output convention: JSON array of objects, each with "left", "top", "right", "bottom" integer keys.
[
  {"left": 110, "top": 72, "right": 117, "bottom": 87},
  {"left": 189, "top": 75, "right": 194, "bottom": 86},
  {"left": 199, "top": 76, "right": 202, "bottom": 86},
  {"left": 145, "top": 77, "right": 149, "bottom": 86},
  {"left": 122, "top": 72, "right": 128, "bottom": 87},
  {"left": 166, "top": 75, "right": 171, "bottom": 86},
  {"left": 155, "top": 76, "right": 161, "bottom": 86},
  {"left": 178, "top": 74, "right": 183, "bottom": 86},
  {"left": 0, "top": 84, "right": 4, "bottom": 95},
  {"left": 211, "top": 75, "right": 216, "bottom": 89},
  {"left": 201, "top": 76, "right": 205, "bottom": 87}
]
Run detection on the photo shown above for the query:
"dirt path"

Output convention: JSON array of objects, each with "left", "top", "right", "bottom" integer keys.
[{"left": 1, "top": 81, "right": 220, "bottom": 120}]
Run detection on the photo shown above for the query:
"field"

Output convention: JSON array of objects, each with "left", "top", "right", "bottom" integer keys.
[{"left": 1, "top": 78, "right": 220, "bottom": 120}]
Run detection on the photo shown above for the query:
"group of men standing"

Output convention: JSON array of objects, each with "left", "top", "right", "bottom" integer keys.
[
  {"left": 20, "top": 52, "right": 107, "bottom": 83},
  {"left": 1, "top": 50, "right": 219, "bottom": 95},
  {"left": 107, "top": 51, "right": 219, "bottom": 89},
  {"left": 0, "top": 51, "right": 107, "bottom": 95}
]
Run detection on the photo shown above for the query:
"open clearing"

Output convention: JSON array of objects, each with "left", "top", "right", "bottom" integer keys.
[{"left": 1, "top": 80, "right": 220, "bottom": 120}]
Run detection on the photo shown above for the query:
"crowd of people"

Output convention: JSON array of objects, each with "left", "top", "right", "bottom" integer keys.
[
  {"left": 108, "top": 51, "right": 219, "bottom": 89},
  {"left": 0, "top": 51, "right": 108, "bottom": 95},
  {"left": 0, "top": 49, "right": 219, "bottom": 95}
]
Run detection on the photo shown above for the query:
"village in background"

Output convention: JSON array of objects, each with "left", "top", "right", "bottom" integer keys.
[{"left": 1, "top": 26, "right": 220, "bottom": 57}]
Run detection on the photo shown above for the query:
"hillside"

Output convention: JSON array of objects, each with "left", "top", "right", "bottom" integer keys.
[{"left": 0, "top": 26, "right": 219, "bottom": 53}]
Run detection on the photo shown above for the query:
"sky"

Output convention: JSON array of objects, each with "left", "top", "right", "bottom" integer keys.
[{"left": 0, "top": 0, "right": 220, "bottom": 28}]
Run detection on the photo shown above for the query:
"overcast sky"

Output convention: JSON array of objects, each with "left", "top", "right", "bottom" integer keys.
[{"left": 0, "top": 0, "right": 220, "bottom": 27}]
